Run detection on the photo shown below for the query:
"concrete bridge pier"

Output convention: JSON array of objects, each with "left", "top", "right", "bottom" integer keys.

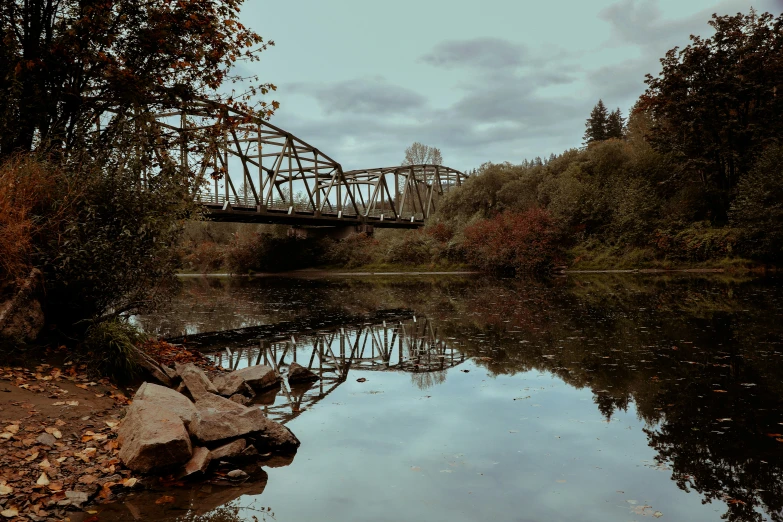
[{"left": 287, "top": 224, "right": 374, "bottom": 240}]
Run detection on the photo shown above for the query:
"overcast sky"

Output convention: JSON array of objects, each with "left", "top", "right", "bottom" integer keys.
[{"left": 238, "top": 0, "right": 777, "bottom": 172}]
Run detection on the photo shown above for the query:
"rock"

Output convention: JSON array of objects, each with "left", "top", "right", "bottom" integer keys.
[
  {"left": 36, "top": 433, "right": 57, "bottom": 447},
  {"left": 64, "top": 491, "right": 89, "bottom": 508},
  {"left": 182, "top": 447, "right": 211, "bottom": 477},
  {"left": 118, "top": 401, "right": 193, "bottom": 473},
  {"left": 212, "top": 372, "right": 247, "bottom": 397},
  {"left": 287, "top": 362, "right": 320, "bottom": 384},
  {"left": 229, "top": 394, "right": 250, "bottom": 405},
  {"left": 241, "top": 445, "right": 259, "bottom": 458},
  {"left": 226, "top": 470, "right": 247, "bottom": 479},
  {"left": 97, "top": 474, "right": 123, "bottom": 486},
  {"left": 133, "top": 382, "right": 197, "bottom": 427},
  {"left": 175, "top": 363, "right": 219, "bottom": 399},
  {"left": 160, "top": 364, "right": 179, "bottom": 382},
  {"left": 209, "top": 439, "right": 246, "bottom": 461},
  {"left": 189, "top": 393, "right": 299, "bottom": 451},
  {"left": 230, "top": 365, "right": 279, "bottom": 392}
]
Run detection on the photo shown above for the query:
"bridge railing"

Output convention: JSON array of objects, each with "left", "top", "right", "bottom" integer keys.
[{"left": 197, "top": 191, "right": 425, "bottom": 221}]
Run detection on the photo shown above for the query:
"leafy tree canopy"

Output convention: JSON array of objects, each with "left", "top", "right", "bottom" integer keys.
[
  {"left": 0, "top": 0, "right": 275, "bottom": 158},
  {"left": 640, "top": 9, "right": 783, "bottom": 221},
  {"left": 402, "top": 142, "right": 443, "bottom": 166}
]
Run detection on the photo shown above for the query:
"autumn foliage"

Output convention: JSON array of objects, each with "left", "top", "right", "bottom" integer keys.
[
  {"left": 462, "top": 208, "right": 561, "bottom": 274},
  {"left": 0, "top": 157, "right": 71, "bottom": 285}
]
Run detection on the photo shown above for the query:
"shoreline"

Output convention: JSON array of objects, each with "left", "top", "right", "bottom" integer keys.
[
  {"left": 176, "top": 267, "right": 776, "bottom": 278},
  {"left": 177, "top": 270, "right": 481, "bottom": 277}
]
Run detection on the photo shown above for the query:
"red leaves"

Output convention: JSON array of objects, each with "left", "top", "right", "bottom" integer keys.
[
  {"left": 463, "top": 208, "right": 561, "bottom": 274},
  {"left": 143, "top": 339, "right": 215, "bottom": 369}
]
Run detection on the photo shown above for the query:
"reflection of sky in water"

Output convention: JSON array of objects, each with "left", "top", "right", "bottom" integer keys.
[
  {"left": 132, "top": 275, "right": 783, "bottom": 521},
  {"left": 248, "top": 363, "right": 724, "bottom": 522}
]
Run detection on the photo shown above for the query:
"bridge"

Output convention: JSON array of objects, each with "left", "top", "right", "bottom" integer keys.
[
  {"left": 150, "top": 99, "right": 468, "bottom": 229},
  {"left": 203, "top": 313, "right": 466, "bottom": 423}
]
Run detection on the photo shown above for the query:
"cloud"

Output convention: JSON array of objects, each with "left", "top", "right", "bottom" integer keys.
[
  {"left": 587, "top": 59, "right": 651, "bottom": 104},
  {"left": 421, "top": 38, "right": 529, "bottom": 70},
  {"left": 289, "top": 77, "right": 426, "bottom": 115},
  {"left": 273, "top": 76, "right": 583, "bottom": 171},
  {"left": 599, "top": 0, "right": 764, "bottom": 50}
]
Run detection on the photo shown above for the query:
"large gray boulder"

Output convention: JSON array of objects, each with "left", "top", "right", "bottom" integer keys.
[
  {"left": 134, "top": 382, "right": 198, "bottom": 427},
  {"left": 212, "top": 372, "right": 251, "bottom": 397},
  {"left": 175, "top": 362, "right": 219, "bottom": 399},
  {"left": 182, "top": 446, "right": 211, "bottom": 477},
  {"left": 287, "top": 362, "right": 320, "bottom": 384},
  {"left": 118, "top": 401, "right": 193, "bottom": 473},
  {"left": 189, "top": 393, "right": 299, "bottom": 451},
  {"left": 209, "top": 439, "right": 246, "bottom": 461},
  {"left": 226, "top": 365, "right": 280, "bottom": 392}
]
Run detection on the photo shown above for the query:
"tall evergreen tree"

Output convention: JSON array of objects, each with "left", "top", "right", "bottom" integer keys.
[
  {"left": 606, "top": 108, "right": 625, "bottom": 139},
  {"left": 584, "top": 100, "right": 609, "bottom": 144}
]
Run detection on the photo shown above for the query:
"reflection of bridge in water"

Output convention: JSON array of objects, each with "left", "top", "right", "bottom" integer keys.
[{"left": 206, "top": 315, "right": 466, "bottom": 423}]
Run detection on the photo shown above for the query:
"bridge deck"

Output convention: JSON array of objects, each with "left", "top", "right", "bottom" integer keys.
[{"left": 203, "top": 203, "right": 424, "bottom": 227}]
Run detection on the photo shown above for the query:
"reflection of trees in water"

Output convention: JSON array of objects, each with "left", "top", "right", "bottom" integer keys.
[
  {"left": 410, "top": 275, "right": 783, "bottom": 522},
  {"left": 409, "top": 369, "right": 447, "bottom": 390},
  {"left": 141, "top": 273, "right": 783, "bottom": 522}
]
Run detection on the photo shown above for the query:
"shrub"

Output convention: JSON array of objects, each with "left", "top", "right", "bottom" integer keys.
[
  {"left": 224, "top": 232, "right": 327, "bottom": 273},
  {"left": 182, "top": 241, "right": 226, "bottom": 273},
  {"left": 43, "top": 158, "right": 196, "bottom": 325},
  {"left": 381, "top": 230, "right": 437, "bottom": 265},
  {"left": 82, "top": 319, "right": 147, "bottom": 382},
  {"left": 652, "top": 222, "right": 738, "bottom": 261},
  {"left": 462, "top": 208, "right": 562, "bottom": 274},
  {"left": 0, "top": 157, "right": 71, "bottom": 285},
  {"left": 323, "top": 233, "right": 379, "bottom": 268},
  {"left": 424, "top": 222, "right": 453, "bottom": 243}
]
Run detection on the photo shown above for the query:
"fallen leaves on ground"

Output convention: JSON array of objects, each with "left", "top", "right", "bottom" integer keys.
[
  {"left": 0, "top": 364, "right": 137, "bottom": 519},
  {"left": 143, "top": 339, "right": 217, "bottom": 369}
]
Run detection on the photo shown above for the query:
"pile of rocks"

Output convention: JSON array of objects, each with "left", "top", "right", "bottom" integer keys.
[{"left": 117, "top": 362, "right": 315, "bottom": 476}]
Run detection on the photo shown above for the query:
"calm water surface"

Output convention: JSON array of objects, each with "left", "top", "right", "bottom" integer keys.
[{"left": 122, "top": 274, "right": 783, "bottom": 522}]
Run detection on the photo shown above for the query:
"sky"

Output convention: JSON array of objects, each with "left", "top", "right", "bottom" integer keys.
[{"left": 237, "top": 0, "right": 779, "bottom": 172}]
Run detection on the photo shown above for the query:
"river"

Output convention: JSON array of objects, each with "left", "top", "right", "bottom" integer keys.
[{"left": 117, "top": 273, "right": 783, "bottom": 522}]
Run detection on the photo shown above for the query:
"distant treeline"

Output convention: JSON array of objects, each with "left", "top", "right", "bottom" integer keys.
[
  {"left": 424, "top": 10, "right": 783, "bottom": 273},
  {"left": 183, "top": 10, "right": 783, "bottom": 276}
]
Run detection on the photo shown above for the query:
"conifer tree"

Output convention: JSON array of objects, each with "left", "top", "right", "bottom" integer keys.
[
  {"left": 584, "top": 100, "right": 609, "bottom": 144},
  {"left": 606, "top": 108, "right": 625, "bottom": 139}
]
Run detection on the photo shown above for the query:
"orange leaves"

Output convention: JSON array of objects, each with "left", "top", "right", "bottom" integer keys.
[{"left": 155, "top": 495, "right": 176, "bottom": 505}]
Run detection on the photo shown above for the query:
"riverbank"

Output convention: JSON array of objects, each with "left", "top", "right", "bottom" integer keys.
[{"left": 0, "top": 340, "right": 280, "bottom": 521}]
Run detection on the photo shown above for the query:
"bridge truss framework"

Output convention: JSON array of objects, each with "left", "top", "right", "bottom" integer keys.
[{"left": 151, "top": 99, "right": 467, "bottom": 228}]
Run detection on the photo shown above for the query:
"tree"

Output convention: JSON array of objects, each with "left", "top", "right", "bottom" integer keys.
[
  {"left": 583, "top": 100, "right": 609, "bottom": 144},
  {"left": 730, "top": 144, "right": 783, "bottom": 261},
  {"left": 402, "top": 142, "right": 443, "bottom": 166},
  {"left": 640, "top": 9, "right": 783, "bottom": 222},
  {"left": 606, "top": 108, "right": 625, "bottom": 139},
  {"left": 0, "top": 0, "right": 275, "bottom": 158},
  {"left": 0, "top": 0, "right": 276, "bottom": 326}
]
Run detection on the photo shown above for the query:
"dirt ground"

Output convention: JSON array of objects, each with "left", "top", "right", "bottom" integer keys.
[
  {"left": 0, "top": 341, "right": 263, "bottom": 522},
  {"left": 0, "top": 359, "right": 138, "bottom": 522}
]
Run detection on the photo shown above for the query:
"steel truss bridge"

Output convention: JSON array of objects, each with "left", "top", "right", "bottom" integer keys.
[
  {"left": 207, "top": 315, "right": 466, "bottom": 423},
  {"left": 153, "top": 99, "right": 468, "bottom": 228}
]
